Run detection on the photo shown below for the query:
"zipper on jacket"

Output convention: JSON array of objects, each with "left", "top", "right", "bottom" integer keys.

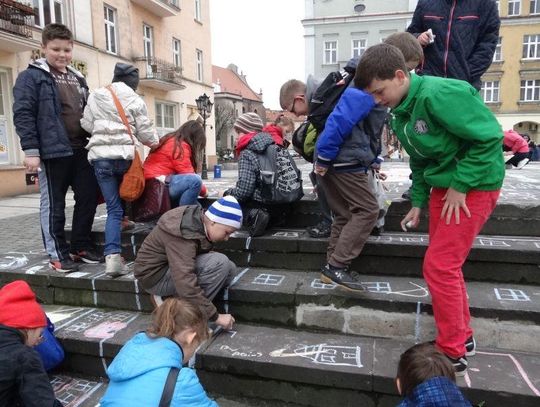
[
  {"left": 444, "top": 0, "right": 457, "bottom": 77},
  {"left": 403, "top": 122, "right": 427, "bottom": 159}
]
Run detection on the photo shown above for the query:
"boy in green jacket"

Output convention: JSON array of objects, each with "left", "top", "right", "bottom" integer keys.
[{"left": 355, "top": 44, "right": 504, "bottom": 376}]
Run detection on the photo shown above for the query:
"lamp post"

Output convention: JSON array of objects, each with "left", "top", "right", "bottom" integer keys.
[{"left": 195, "top": 93, "right": 213, "bottom": 180}]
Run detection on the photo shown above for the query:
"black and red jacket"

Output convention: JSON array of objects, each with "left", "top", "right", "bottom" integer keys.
[{"left": 407, "top": 0, "right": 500, "bottom": 90}]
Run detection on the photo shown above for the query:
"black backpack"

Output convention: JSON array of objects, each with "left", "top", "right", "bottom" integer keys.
[{"left": 256, "top": 144, "right": 303, "bottom": 204}]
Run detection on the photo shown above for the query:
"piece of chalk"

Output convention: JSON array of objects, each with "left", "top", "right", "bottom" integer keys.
[{"left": 406, "top": 221, "right": 414, "bottom": 229}]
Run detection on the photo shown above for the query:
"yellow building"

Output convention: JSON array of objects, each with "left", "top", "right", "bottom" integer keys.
[
  {"left": 0, "top": 0, "right": 215, "bottom": 197},
  {"left": 482, "top": 0, "right": 540, "bottom": 142}
]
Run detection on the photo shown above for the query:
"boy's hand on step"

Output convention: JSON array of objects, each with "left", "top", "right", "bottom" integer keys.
[
  {"left": 216, "top": 313, "right": 235, "bottom": 331},
  {"left": 441, "top": 188, "right": 471, "bottom": 225}
]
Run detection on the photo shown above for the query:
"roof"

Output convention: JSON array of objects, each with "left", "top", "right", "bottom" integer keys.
[{"left": 212, "top": 65, "right": 262, "bottom": 103}]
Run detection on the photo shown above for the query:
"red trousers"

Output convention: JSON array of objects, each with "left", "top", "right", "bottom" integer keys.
[{"left": 425, "top": 188, "right": 500, "bottom": 358}]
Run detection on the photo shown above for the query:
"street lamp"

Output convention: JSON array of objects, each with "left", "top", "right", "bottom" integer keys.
[{"left": 195, "top": 93, "right": 213, "bottom": 180}]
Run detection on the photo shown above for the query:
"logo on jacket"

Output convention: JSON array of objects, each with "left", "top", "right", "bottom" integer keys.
[{"left": 414, "top": 119, "right": 428, "bottom": 134}]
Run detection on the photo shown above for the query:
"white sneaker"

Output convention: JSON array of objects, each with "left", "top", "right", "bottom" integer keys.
[
  {"left": 105, "top": 253, "right": 128, "bottom": 277},
  {"left": 516, "top": 158, "right": 529, "bottom": 169}
]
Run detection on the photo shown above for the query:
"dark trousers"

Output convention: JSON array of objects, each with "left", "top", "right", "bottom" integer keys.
[
  {"left": 505, "top": 152, "right": 529, "bottom": 166},
  {"left": 310, "top": 170, "right": 332, "bottom": 225},
  {"left": 39, "top": 149, "right": 98, "bottom": 261},
  {"left": 318, "top": 169, "right": 378, "bottom": 266}
]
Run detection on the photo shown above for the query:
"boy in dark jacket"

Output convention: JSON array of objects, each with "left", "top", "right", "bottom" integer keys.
[
  {"left": 0, "top": 280, "right": 63, "bottom": 407},
  {"left": 13, "top": 24, "right": 100, "bottom": 273},
  {"left": 134, "top": 196, "right": 242, "bottom": 332},
  {"left": 356, "top": 43, "right": 504, "bottom": 375},
  {"left": 407, "top": 0, "right": 500, "bottom": 90}
]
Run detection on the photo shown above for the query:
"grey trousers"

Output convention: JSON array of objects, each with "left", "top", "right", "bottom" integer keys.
[{"left": 146, "top": 252, "right": 237, "bottom": 301}]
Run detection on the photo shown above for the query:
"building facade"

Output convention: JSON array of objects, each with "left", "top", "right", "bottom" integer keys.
[
  {"left": 481, "top": 0, "right": 540, "bottom": 142},
  {"left": 0, "top": 0, "right": 215, "bottom": 197}
]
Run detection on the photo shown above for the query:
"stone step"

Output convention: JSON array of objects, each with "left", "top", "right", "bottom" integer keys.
[
  {"left": 197, "top": 323, "right": 540, "bottom": 407},
  {"left": 41, "top": 305, "right": 540, "bottom": 407},
  {"left": 3, "top": 254, "right": 539, "bottom": 353},
  {"left": 50, "top": 373, "right": 106, "bottom": 407}
]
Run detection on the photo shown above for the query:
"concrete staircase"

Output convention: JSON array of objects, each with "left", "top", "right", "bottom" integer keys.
[{"left": 1, "top": 195, "right": 540, "bottom": 406}]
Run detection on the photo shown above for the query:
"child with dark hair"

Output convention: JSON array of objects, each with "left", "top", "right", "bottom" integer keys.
[
  {"left": 397, "top": 343, "right": 472, "bottom": 406},
  {"left": 144, "top": 120, "right": 208, "bottom": 206},
  {"left": 0, "top": 280, "right": 63, "bottom": 407},
  {"left": 13, "top": 23, "right": 100, "bottom": 273},
  {"left": 101, "top": 298, "right": 217, "bottom": 406},
  {"left": 356, "top": 43, "right": 504, "bottom": 375},
  {"left": 82, "top": 62, "right": 159, "bottom": 277}
]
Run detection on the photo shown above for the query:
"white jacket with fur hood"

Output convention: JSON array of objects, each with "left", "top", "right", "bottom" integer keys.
[{"left": 81, "top": 81, "right": 159, "bottom": 162}]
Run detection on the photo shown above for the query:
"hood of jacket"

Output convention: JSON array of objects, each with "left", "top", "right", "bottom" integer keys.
[
  {"left": 155, "top": 205, "right": 207, "bottom": 241},
  {"left": 235, "top": 126, "right": 285, "bottom": 156},
  {"left": 245, "top": 132, "right": 275, "bottom": 154},
  {"left": 30, "top": 58, "right": 86, "bottom": 80},
  {"left": 0, "top": 325, "right": 24, "bottom": 348},
  {"left": 107, "top": 333, "right": 183, "bottom": 381}
]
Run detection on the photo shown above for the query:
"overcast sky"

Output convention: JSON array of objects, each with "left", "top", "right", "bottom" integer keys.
[{"left": 210, "top": 0, "right": 305, "bottom": 110}]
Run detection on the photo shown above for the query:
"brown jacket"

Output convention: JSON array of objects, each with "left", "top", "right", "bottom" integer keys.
[{"left": 134, "top": 205, "right": 217, "bottom": 320}]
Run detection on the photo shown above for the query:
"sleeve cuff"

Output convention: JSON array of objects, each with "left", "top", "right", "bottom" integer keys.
[
  {"left": 450, "top": 180, "right": 470, "bottom": 194},
  {"left": 24, "top": 149, "right": 40, "bottom": 157}
]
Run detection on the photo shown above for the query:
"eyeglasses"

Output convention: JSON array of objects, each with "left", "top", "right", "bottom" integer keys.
[{"left": 289, "top": 95, "right": 304, "bottom": 115}]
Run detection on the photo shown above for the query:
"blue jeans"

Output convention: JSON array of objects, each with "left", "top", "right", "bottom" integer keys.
[
  {"left": 168, "top": 174, "right": 202, "bottom": 206},
  {"left": 93, "top": 159, "right": 131, "bottom": 256}
]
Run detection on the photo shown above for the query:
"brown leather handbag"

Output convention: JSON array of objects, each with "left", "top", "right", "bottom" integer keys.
[{"left": 106, "top": 85, "right": 145, "bottom": 202}]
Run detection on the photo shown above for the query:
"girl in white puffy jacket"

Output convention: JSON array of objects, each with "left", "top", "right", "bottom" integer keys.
[{"left": 81, "top": 63, "right": 159, "bottom": 277}]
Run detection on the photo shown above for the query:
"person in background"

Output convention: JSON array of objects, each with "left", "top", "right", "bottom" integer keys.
[
  {"left": 144, "top": 121, "right": 208, "bottom": 207},
  {"left": 101, "top": 298, "right": 217, "bottom": 407},
  {"left": 0, "top": 280, "right": 63, "bottom": 407},
  {"left": 503, "top": 130, "right": 530, "bottom": 169},
  {"left": 82, "top": 63, "right": 159, "bottom": 277}
]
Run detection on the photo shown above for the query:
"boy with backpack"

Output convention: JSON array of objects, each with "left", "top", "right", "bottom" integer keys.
[
  {"left": 223, "top": 112, "right": 303, "bottom": 236},
  {"left": 13, "top": 23, "right": 100, "bottom": 273}
]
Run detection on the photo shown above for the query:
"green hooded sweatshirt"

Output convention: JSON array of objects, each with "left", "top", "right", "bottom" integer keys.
[{"left": 391, "top": 74, "right": 505, "bottom": 208}]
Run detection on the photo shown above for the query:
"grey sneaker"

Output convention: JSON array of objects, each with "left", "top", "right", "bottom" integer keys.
[
  {"left": 446, "top": 354, "right": 468, "bottom": 377},
  {"left": 105, "top": 253, "right": 128, "bottom": 277},
  {"left": 320, "top": 263, "right": 365, "bottom": 292}
]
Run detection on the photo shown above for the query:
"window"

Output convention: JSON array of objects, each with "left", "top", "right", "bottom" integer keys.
[
  {"left": 155, "top": 102, "right": 177, "bottom": 131},
  {"left": 495, "top": 0, "right": 500, "bottom": 13},
  {"left": 481, "top": 81, "right": 500, "bottom": 103},
  {"left": 520, "top": 79, "right": 540, "bottom": 101},
  {"left": 104, "top": 5, "right": 117, "bottom": 54},
  {"left": 531, "top": 0, "right": 540, "bottom": 14},
  {"left": 195, "top": 0, "right": 201, "bottom": 21},
  {"left": 352, "top": 39, "right": 367, "bottom": 58},
  {"left": 324, "top": 41, "right": 338, "bottom": 64},
  {"left": 170, "top": 0, "right": 180, "bottom": 7},
  {"left": 172, "top": 38, "right": 181, "bottom": 68},
  {"left": 508, "top": 0, "right": 521, "bottom": 16},
  {"left": 33, "top": 0, "right": 64, "bottom": 27},
  {"left": 493, "top": 37, "right": 502, "bottom": 61},
  {"left": 196, "top": 49, "right": 203, "bottom": 82},
  {"left": 523, "top": 34, "right": 540, "bottom": 59}
]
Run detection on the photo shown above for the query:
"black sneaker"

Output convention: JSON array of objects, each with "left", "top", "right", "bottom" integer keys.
[
  {"left": 70, "top": 249, "right": 104, "bottom": 264},
  {"left": 307, "top": 220, "right": 331, "bottom": 238},
  {"left": 371, "top": 226, "right": 384, "bottom": 236},
  {"left": 465, "top": 336, "right": 476, "bottom": 357},
  {"left": 49, "top": 258, "right": 79, "bottom": 273},
  {"left": 401, "top": 187, "right": 411, "bottom": 200},
  {"left": 320, "top": 263, "right": 365, "bottom": 292},
  {"left": 446, "top": 354, "right": 468, "bottom": 377}
]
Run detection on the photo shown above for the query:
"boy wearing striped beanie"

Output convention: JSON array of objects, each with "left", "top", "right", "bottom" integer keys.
[{"left": 134, "top": 196, "right": 242, "bottom": 331}]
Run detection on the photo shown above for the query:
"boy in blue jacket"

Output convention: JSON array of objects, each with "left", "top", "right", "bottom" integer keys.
[{"left": 13, "top": 24, "right": 100, "bottom": 273}]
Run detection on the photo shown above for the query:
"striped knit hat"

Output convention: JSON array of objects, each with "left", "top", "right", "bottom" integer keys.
[
  {"left": 234, "top": 112, "right": 263, "bottom": 134},
  {"left": 205, "top": 196, "right": 243, "bottom": 229}
]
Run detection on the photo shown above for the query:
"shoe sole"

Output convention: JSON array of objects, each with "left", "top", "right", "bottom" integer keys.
[
  {"left": 454, "top": 368, "right": 467, "bottom": 377},
  {"left": 320, "top": 274, "right": 366, "bottom": 292},
  {"left": 49, "top": 263, "right": 78, "bottom": 274},
  {"left": 465, "top": 350, "right": 476, "bottom": 357},
  {"left": 70, "top": 254, "right": 102, "bottom": 264}
]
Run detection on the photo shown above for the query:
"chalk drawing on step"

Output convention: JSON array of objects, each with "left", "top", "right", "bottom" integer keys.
[
  {"left": 311, "top": 278, "right": 337, "bottom": 290},
  {"left": 252, "top": 273, "right": 285, "bottom": 286},
  {"left": 270, "top": 344, "right": 363, "bottom": 368},
  {"left": 0, "top": 254, "right": 28, "bottom": 269},
  {"left": 84, "top": 320, "right": 128, "bottom": 340},
  {"left": 220, "top": 345, "right": 263, "bottom": 358},
  {"left": 360, "top": 281, "right": 429, "bottom": 298},
  {"left": 25, "top": 265, "right": 44, "bottom": 274},
  {"left": 272, "top": 231, "right": 299, "bottom": 238},
  {"left": 478, "top": 238, "right": 511, "bottom": 247},
  {"left": 50, "top": 375, "right": 104, "bottom": 407},
  {"left": 494, "top": 288, "right": 530, "bottom": 302}
]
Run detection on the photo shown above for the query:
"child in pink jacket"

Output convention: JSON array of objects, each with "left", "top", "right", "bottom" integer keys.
[{"left": 503, "top": 130, "right": 530, "bottom": 169}]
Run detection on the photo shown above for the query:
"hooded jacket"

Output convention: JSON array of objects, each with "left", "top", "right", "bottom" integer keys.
[
  {"left": 391, "top": 74, "right": 504, "bottom": 208},
  {"left": 398, "top": 376, "right": 472, "bottom": 407},
  {"left": 234, "top": 124, "right": 286, "bottom": 157},
  {"left": 100, "top": 332, "right": 217, "bottom": 407},
  {"left": 226, "top": 132, "right": 275, "bottom": 203},
  {"left": 13, "top": 58, "right": 89, "bottom": 159},
  {"left": 0, "top": 325, "right": 62, "bottom": 407},
  {"left": 503, "top": 130, "right": 529, "bottom": 154},
  {"left": 81, "top": 81, "right": 158, "bottom": 162},
  {"left": 133, "top": 206, "right": 217, "bottom": 320},
  {"left": 407, "top": 0, "right": 500, "bottom": 90}
]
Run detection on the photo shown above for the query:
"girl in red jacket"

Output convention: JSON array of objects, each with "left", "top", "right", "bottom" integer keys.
[
  {"left": 144, "top": 121, "right": 207, "bottom": 206},
  {"left": 503, "top": 130, "right": 530, "bottom": 169}
]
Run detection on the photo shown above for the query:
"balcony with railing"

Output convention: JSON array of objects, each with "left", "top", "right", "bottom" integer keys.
[
  {"left": 130, "top": 0, "right": 180, "bottom": 18},
  {"left": 134, "top": 56, "right": 185, "bottom": 91},
  {"left": 0, "top": 0, "right": 39, "bottom": 52}
]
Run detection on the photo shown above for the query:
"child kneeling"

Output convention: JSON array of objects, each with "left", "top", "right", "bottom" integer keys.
[{"left": 101, "top": 298, "right": 217, "bottom": 406}]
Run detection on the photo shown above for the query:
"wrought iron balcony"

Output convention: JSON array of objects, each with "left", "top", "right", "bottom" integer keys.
[
  {"left": 130, "top": 0, "right": 179, "bottom": 18},
  {"left": 0, "top": 0, "right": 39, "bottom": 52},
  {"left": 134, "top": 56, "right": 185, "bottom": 91}
]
